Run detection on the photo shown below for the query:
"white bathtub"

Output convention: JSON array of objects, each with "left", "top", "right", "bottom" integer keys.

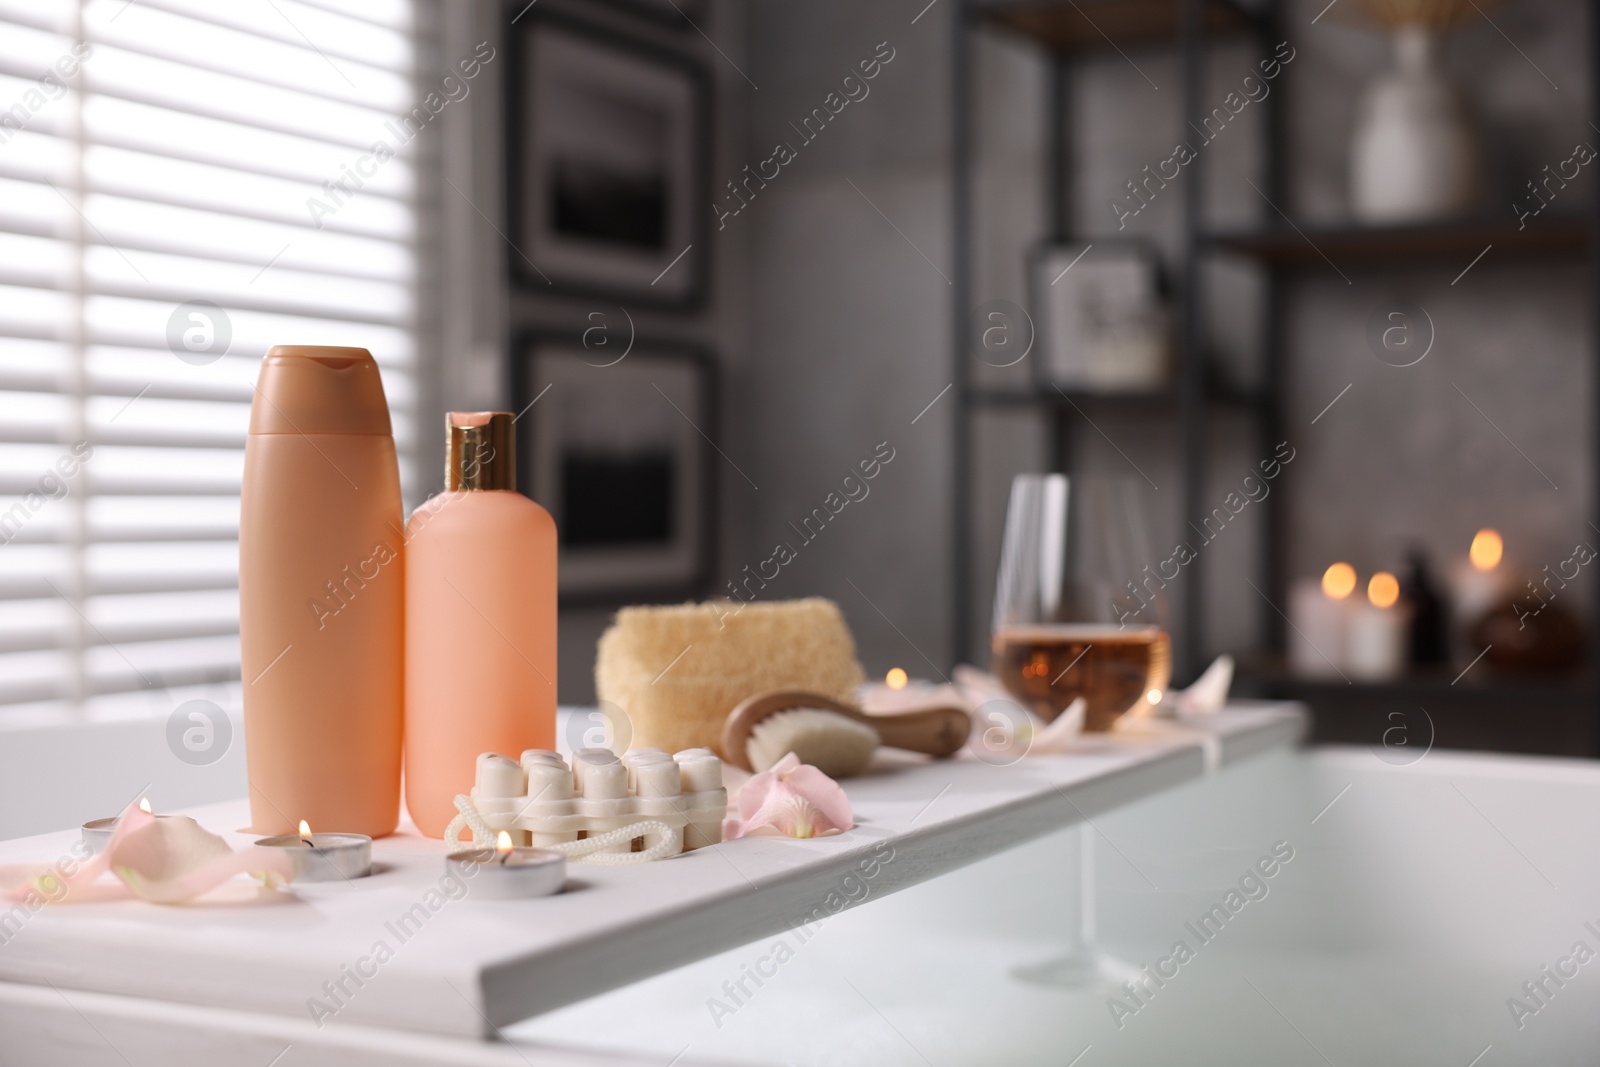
[{"left": 510, "top": 745, "right": 1600, "bottom": 1066}]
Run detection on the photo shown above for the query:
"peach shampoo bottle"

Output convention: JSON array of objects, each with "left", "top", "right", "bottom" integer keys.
[
  {"left": 404, "top": 412, "right": 557, "bottom": 837},
  {"left": 240, "top": 346, "right": 404, "bottom": 837}
]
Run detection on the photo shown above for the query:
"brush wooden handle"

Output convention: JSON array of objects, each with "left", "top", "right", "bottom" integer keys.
[
  {"left": 723, "top": 689, "right": 971, "bottom": 771},
  {"left": 866, "top": 705, "right": 971, "bottom": 759}
]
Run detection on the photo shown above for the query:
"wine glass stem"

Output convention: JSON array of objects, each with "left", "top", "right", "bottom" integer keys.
[
  {"left": 1013, "top": 819, "right": 1138, "bottom": 987},
  {"left": 1054, "top": 821, "right": 1097, "bottom": 960}
]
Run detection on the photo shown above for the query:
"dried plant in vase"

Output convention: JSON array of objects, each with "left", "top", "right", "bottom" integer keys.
[{"left": 1346, "top": 0, "right": 1494, "bottom": 223}]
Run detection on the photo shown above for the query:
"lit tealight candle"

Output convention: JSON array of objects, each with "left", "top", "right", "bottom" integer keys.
[
  {"left": 254, "top": 821, "right": 372, "bottom": 882},
  {"left": 1287, "top": 564, "right": 1357, "bottom": 677},
  {"left": 1471, "top": 528, "right": 1503, "bottom": 570},
  {"left": 444, "top": 830, "right": 566, "bottom": 900},
  {"left": 1347, "top": 570, "right": 1410, "bottom": 681},
  {"left": 1322, "top": 562, "right": 1357, "bottom": 600},
  {"left": 860, "top": 667, "right": 965, "bottom": 713},
  {"left": 81, "top": 798, "right": 175, "bottom": 854},
  {"left": 1449, "top": 528, "right": 1508, "bottom": 645}
]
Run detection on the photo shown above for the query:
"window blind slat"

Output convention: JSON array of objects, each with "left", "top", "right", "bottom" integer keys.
[
  {"left": 85, "top": 349, "right": 268, "bottom": 403},
  {"left": 84, "top": 296, "right": 415, "bottom": 361},
  {"left": 0, "top": 650, "right": 73, "bottom": 705},
  {"left": 0, "top": 284, "right": 73, "bottom": 340},
  {"left": 294, "top": 0, "right": 414, "bottom": 33},
  {"left": 83, "top": 96, "right": 416, "bottom": 196},
  {"left": 87, "top": 1, "right": 415, "bottom": 108},
  {"left": 0, "top": 2, "right": 70, "bottom": 33},
  {"left": 83, "top": 194, "right": 414, "bottom": 282},
  {"left": 82, "top": 255, "right": 412, "bottom": 327},
  {"left": 123, "top": 0, "right": 414, "bottom": 68},
  {"left": 89, "top": 496, "right": 238, "bottom": 542},
  {"left": 0, "top": 223, "right": 415, "bottom": 287},
  {"left": 0, "top": 21, "right": 75, "bottom": 72},
  {"left": 85, "top": 46, "right": 405, "bottom": 150},
  {"left": 85, "top": 145, "right": 414, "bottom": 240},
  {"left": 0, "top": 177, "right": 71, "bottom": 235},
  {"left": 87, "top": 634, "right": 242, "bottom": 694}
]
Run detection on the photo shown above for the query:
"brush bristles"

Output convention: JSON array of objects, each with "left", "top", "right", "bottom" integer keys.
[{"left": 747, "top": 707, "right": 880, "bottom": 778}]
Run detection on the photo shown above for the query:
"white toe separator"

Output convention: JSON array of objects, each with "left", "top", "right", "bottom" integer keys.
[
  {"left": 447, "top": 795, "right": 684, "bottom": 863},
  {"left": 443, "top": 745, "right": 724, "bottom": 863}
]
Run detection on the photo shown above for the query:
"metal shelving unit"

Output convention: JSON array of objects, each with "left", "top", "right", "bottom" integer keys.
[
  {"left": 950, "top": 0, "right": 1600, "bottom": 752},
  {"left": 951, "top": 0, "right": 1279, "bottom": 681}
]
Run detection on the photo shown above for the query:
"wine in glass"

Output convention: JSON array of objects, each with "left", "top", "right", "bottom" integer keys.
[{"left": 991, "top": 474, "right": 1170, "bottom": 731}]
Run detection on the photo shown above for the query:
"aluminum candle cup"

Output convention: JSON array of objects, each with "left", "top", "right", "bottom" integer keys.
[
  {"left": 445, "top": 846, "right": 565, "bottom": 899},
  {"left": 81, "top": 815, "right": 176, "bottom": 854},
  {"left": 254, "top": 833, "right": 373, "bottom": 881},
  {"left": 81, "top": 816, "right": 123, "bottom": 853}
]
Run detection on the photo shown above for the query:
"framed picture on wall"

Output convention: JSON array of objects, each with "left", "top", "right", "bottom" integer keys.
[
  {"left": 506, "top": 11, "right": 709, "bottom": 307},
  {"left": 1029, "top": 241, "right": 1170, "bottom": 393},
  {"left": 512, "top": 334, "right": 716, "bottom": 602}
]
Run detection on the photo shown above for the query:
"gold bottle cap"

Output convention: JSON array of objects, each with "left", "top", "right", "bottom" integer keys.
[{"left": 446, "top": 412, "right": 515, "bottom": 491}]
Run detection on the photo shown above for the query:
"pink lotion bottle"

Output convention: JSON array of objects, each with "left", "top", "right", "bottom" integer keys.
[{"left": 404, "top": 412, "right": 558, "bottom": 837}]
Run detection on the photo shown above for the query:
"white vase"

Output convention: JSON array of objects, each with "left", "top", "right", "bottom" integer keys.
[{"left": 1350, "top": 27, "right": 1478, "bottom": 224}]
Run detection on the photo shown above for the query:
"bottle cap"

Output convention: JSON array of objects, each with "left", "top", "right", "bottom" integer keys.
[
  {"left": 446, "top": 412, "right": 516, "bottom": 491},
  {"left": 249, "top": 346, "right": 393, "bottom": 435}
]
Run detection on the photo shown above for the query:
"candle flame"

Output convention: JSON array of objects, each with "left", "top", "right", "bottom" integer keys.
[
  {"left": 1322, "top": 563, "right": 1357, "bottom": 600},
  {"left": 1470, "top": 528, "right": 1503, "bottom": 571},
  {"left": 495, "top": 831, "right": 513, "bottom": 857},
  {"left": 1368, "top": 571, "right": 1400, "bottom": 609},
  {"left": 298, "top": 820, "right": 312, "bottom": 837},
  {"left": 885, "top": 667, "right": 908, "bottom": 690},
  {"left": 137, "top": 797, "right": 152, "bottom": 814}
]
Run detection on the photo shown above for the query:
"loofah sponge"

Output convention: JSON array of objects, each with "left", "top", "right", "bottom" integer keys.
[{"left": 594, "top": 598, "right": 866, "bottom": 759}]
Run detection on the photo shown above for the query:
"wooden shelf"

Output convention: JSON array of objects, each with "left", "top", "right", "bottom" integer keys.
[
  {"left": 0, "top": 705, "right": 1304, "bottom": 1039},
  {"left": 1205, "top": 215, "right": 1590, "bottom": 272},
  {"left": 980, "top": 0, "right": 1257, "bottom": 52}
]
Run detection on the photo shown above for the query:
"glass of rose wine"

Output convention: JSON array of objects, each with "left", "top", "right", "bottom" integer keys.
[
  {"left": 992, "top": 474, "right": 1170, "bottom": 730},
  {"left": 991, "top": 473, "right": 1169, "bottom": 987}
]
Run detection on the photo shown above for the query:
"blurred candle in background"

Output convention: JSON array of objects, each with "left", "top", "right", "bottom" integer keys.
[
  {"left": 1471, "top": 529, "right": 1503, "bottom": 570},
  {"left": 1347, "top": 571, "right": 1409, "bottom": 681},
  {"left": 1324, "top": 563, "right": 1357, "bottom": 600},
  {"left": 1448, "top": 528, "right": 1508, "bottom": 656},
  {"left": 860, "top": 667, "right": 963, "bottom": 712},
  {"left": 1288, "top": 563, "right": 1357, "bottom": 677}
]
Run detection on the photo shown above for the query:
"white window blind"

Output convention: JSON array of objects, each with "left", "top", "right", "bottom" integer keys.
[{"left": 0, "top": 0, "right": 430, "bottom": 723}]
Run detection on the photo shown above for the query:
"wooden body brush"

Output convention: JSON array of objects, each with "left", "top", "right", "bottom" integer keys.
[{"left": 723, "top": 689, "right": 970, "bottom": 778}]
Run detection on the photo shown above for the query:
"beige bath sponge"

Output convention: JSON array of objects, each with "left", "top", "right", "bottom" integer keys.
[{"left": 595, "top": 598, "right": 866, "bottom": 759}]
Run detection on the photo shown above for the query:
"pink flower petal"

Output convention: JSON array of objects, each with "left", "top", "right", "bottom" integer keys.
[
  {"left": 776, "top": 763, "right": 854, "bottom": 832},
  {"left": 724, "top": 755, "right": 854, "bottom": 840},
  {"left": 1, "top": 802, "right": 296, "bottom": 907},
  {"left": 110, "top": 816, "right": 230, "bottom": 880},
  {"left": 733, "top": 755, "right": 789, "bottom": 823},
  {"left": 108, "top": 817, "right": 297, "bottom": 904},
  {"left": 0, "top": 799, "right": 155, "bottom": 904}
]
